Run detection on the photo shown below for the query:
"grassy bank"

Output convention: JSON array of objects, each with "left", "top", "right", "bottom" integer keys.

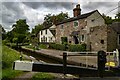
[
  {"left": 2, "top": 45, "right": 23, "bottom": 80},
  {"left": 2, "top": 45, "right": 55, "bottom": 80},
  {"left": 31, "top": 72, "right": 55, "bottom": 80}
]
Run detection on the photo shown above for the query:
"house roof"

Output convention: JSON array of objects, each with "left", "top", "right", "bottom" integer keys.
[
  {"left": 56, "top": 10, "right": 98, "bottom": 25},
  {"left": 110, "top": 22, "right": 120, "bottom": 34},
  {"left": 50, "top": 30, "right": 56, "bottom": 36}
]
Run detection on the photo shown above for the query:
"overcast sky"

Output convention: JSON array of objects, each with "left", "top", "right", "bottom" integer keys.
[{"left": 1, "top": 0, "right": 120, "bottom": 32}]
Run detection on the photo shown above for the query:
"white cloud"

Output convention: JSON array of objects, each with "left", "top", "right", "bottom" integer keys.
[{"left": 1, "top": 0, "right": 120, "bottom": 32}]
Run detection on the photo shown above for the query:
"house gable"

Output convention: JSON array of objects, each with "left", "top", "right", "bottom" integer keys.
[
  {"left": 39, "top": 28, "right": 55, "bottom": 43},
  {"left": 86, "top": 10, "right": 105, "bottom": 28}
]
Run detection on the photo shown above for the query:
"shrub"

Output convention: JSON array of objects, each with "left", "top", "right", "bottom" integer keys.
[
  {"left": 61, "top": 37, "right": 68, "bottom": 44},
  {"left": 68, "top": 43, "right": 86, "bottom": 52},
  {"left": 39, "top": 44, "right": 48, "bottom": 49},
  {"left": 49, "top": 43, "right": 66, "bottom": 51}
]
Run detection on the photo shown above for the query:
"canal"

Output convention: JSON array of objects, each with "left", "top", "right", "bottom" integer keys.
[{"left": 17, "top": 47, "right": 63, "bottom": 64}]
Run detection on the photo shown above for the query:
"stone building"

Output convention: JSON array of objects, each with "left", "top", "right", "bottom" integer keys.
[
  {"left": 55, "top": 4, "right": 106, "bottom": 51},
  {"left": 89, "top": 22, "right": 120, "bottom": 52},
  {"left": 108, "top": 22, "right": 120, "bottom": 51}
]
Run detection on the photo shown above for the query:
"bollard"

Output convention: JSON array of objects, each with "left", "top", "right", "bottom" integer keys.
[
  {"left": 63, "top": 52, "right": 67, "bottom": 76},
  {"left": 97, "top": 50, "right": 106, "bottom": 77}
]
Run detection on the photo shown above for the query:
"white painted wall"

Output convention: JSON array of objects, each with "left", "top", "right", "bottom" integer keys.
[{"left": 39, "top": 29, "right": 55, "bottom": 43}]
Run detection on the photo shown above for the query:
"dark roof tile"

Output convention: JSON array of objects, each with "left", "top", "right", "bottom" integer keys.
[{"left": 56, "top": 10, "right": 98, "bottom": 25}]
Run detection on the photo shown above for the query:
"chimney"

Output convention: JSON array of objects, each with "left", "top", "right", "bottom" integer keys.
[{"left": 73, "top": 4, "right": 81, "bottom": 17}]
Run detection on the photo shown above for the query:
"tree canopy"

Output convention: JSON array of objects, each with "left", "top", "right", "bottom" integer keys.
[
  {"left": 43, "top": 12, "right": 69, "bottom": 28},
  {"left": 0, "top": 24, "right": 6, "bottom": 40},
  {"left": 31, "top": 24, "right": 43, "bottom": 35},
  {"left": 11, "top": 19, "right": 29, "bottom": 45},
  {"left": 32, "top": 12, "right": 69, "bottom": 35},
  {"left": 102, "top": 13, "right": 120, "bottom": 25}
]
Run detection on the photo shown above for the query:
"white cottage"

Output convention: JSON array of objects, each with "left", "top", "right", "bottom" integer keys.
[{"left": 39, "top": 25, "right": 56, "bottom": 43}]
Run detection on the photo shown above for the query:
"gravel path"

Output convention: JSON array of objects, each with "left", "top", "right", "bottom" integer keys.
[{"left": 13, "top": 72, "right": 38, "bottom": 80}]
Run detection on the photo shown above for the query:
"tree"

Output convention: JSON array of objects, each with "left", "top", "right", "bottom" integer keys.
[
  {"left": 0, "top": 24, "right": 6, "bottom": 40},
  {"left": 115, "top": 13, "right": 120, "bottom": 19},
  {"left": 12, "top": 19, "right": 29, "bottom": 45},
  {"left": 6, "top": 31, "right": 14, "bottom": 43},
  {"left": 32, "top": 24, "right": 43, "bottom": 35},
  {"left": 102, "top": 13, "right": 113, "bottom": 24},
  {"left": 113, "top": 13, "right": 120, "bottom": 22},
  {"left": 43, "top": 12, "right": 69, "bottom": 27}
]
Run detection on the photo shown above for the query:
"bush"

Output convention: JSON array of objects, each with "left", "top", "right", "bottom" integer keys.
[
  {"left": 61, "top": 37, "right": 68, "bottom": 44},
  {"left": 39, "top": 44, "right": 48, "bottom": 49},
  {"left": 49, "top": 43, "right": 66, "bottom": 51},
  {"left": 68, "top": 43, "right": 86, "bottom": 52}
]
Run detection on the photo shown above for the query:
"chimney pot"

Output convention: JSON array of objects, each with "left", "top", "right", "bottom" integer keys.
[{"left": 73, "top": 4, "right": 81, "bottom": 17}]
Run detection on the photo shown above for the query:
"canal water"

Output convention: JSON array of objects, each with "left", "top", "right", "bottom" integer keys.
[{"left": 18, "top": 48, "right": 63, "bottom": 64}]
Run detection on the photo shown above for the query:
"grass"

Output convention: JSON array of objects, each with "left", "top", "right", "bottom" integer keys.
[
  {"left": 2, "top": 45, "right": 55, "bottom": 80},
  {"left": 2, "top": 45, "right": 24, "bottom": 79},
  {"left": 31, "top": 72, "right": 55, "bottom": 80}
]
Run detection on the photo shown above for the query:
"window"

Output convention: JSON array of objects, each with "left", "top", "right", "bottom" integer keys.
[
  {"left": 46, "top": 37, "right": 47, "bottom": 42},
  {"left": 43, "top": 36, "right": 45, "bottom": 42},
  {"left": 61, "top": 37, "right": 68, "bottom": 44},
  {"left": 81, "top": 35, "right": 85, "bottom": 42},
  {"left": 41, "top": 31, "right": 43, "bottom": 35},
  {"left": 100, "top": 40, "right": 104, "bottom": 44},
  {"left": 118, "top": 34, "right": 120, "bottom": 45},
  {"left": 61, "top": 24, "right": 64, "bottom": 29},
  {"left": 41, "top": 38, "right": 43, "bottom": 42},
  {"left": 45, "top": 30, "right": 47, "bottom": 34},
  {"left": 51, "top": 37, "right": 52, "bottom": 40},
  {"left": 74, "top": 21, "right": 78, "bottom": 27},
  {"left": 91, "top": 19, "right": 95, "bottom": 22}
]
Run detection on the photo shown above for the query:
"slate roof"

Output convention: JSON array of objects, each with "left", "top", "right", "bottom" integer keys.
[{"left": 56, "top": 10, "right": 98, "bottom": 25}]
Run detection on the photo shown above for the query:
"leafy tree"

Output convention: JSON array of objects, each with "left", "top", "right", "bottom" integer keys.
[
  {"left": 12, "top": 19, "right": 29, "bottom": 45},
  {"left": 102, "top": 13, "right": 113, "bottom": 24},
  {"left": 115, "top": 13, "right": 120, "bottom": 19},
  {"left": 32, "top": 24, "right": 43, "bottom": 35},
  {"left": 55, "top": 12, "right": 69, "bottom": 23},
  {"left": 6, "top": 31, "right": 14, "bottom": 43},
  {"left": 43, "top": 12, "right": 69, "bottom": 27},
  {"left": 0, "top": 24, "right": 6, "bottom": 40},
  {"left": 113, "top": 13, "right": 120, "bottom": 22}
]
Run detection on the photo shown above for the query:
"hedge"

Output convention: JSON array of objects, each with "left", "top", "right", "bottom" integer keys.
[
  {"left": 68, "top": 43, "right": 86, "bottom": 52},
  {"left": 49, "top": 43, "right": 86, "bottom": 52},
  {"left": 49, "top": 43, "right": 66, "bottom": 51}
]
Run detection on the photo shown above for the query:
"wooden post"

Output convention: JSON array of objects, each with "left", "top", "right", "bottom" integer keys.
[
  {"left": 97, "top": 50, "right": 106, "bottom": 77},
  {"left": 63, "top": 52, "right": 67, "bottom": 76}
]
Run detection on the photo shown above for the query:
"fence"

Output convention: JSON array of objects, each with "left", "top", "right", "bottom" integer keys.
[{"left": 63, "top": 49, "right": 119, "bottom": 70}]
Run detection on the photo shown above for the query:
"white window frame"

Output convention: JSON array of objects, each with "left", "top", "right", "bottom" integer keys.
[
  {"left": 81, "top": 35, "right": 85, "bottom": 42},
  {"left": 73, "top": 21, "right": 79, "bottom": 27}
]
